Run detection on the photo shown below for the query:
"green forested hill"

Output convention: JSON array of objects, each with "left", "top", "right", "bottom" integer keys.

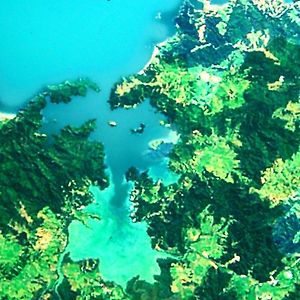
[{"left": 0, "top": 0, "right": 299, "bottom": 299}]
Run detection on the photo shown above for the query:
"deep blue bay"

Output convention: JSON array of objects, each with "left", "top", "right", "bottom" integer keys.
[{"left": 0, "top": 0, "right": 182, "bottom": 286}]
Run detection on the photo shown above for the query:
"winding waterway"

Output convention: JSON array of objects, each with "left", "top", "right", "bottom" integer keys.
[{"left": 0, "top": 0, "right": 182, "bottom": 286}]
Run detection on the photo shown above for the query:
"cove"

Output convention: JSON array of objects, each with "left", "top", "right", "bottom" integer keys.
[
  {"left": 65, "top": 101, "right": 180, "bottom": 287},
  {"left": 0, "top": 0, "right": 182, "bottom": 287}
]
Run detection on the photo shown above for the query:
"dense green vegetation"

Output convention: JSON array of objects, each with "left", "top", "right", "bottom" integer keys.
[
  {"left": 1, "top": 0, "right": 299, "bottom": 299},
  {"left": 110, "top": 0, "right": 300, "bottom": 299}
]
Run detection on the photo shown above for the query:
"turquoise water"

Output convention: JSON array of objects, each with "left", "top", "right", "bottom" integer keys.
[
  {"left": 0, "top": 0, "right": 180, "bottom": 109},
  {"left": 67, "top": 183, "right": 168, "bottom": 287},
  {"left": 0, "top": 0, "right": 181, "bottom": 286}
]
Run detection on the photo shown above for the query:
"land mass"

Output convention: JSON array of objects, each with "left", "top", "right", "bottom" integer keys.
[{"left": 0, "top": 0, "right": 299, "bottom": 299}]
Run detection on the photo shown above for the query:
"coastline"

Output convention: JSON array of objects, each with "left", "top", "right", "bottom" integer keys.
[
  {"left": 0, "top": 111, "right": 16, "bottom": 121},
  {"left": 138, "top": 40, "right": 168, "bottom": 75}
]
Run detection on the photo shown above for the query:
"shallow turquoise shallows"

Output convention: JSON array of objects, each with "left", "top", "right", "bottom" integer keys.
[{"left": 0, "top": 0, "right": 182, "bottom": 286}]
